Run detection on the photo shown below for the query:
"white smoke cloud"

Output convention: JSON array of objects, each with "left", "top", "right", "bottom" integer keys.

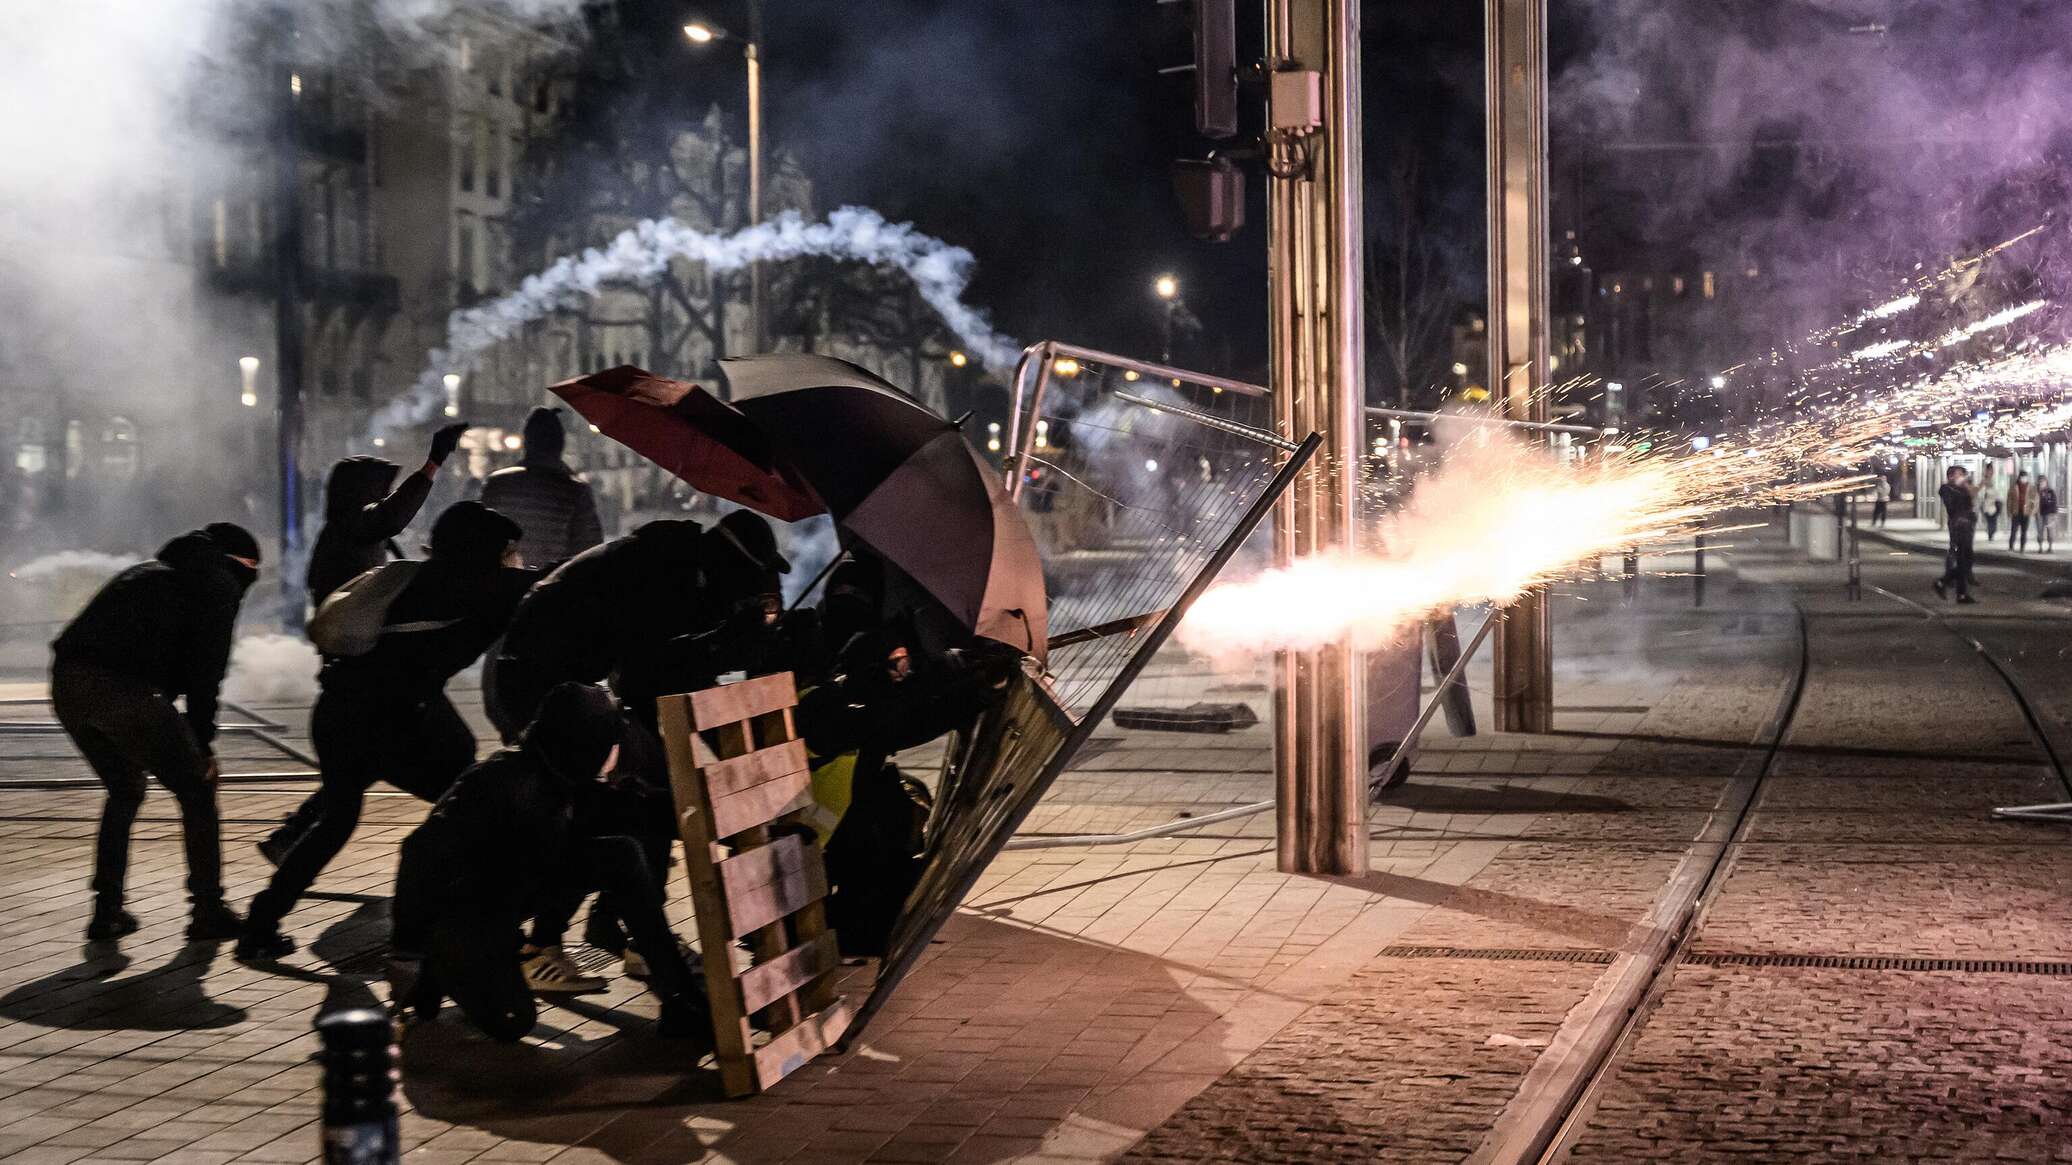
[
  {"left": 371, "top": 206, "right": 1023, "bottom": 437},
  {"left": 224, "top": 632, "right": 321, "bottom": 704}
]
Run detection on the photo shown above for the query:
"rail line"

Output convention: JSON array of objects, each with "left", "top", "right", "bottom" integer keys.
[{"left": 1488, "top": 589, "right": 2072, "bottom": 1164}]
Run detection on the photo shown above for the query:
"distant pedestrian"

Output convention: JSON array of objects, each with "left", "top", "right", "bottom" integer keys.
[
  {"left": 2012, "top": 472, "right": 2038, "bottom": 552},
  {"left": 1935, "top": 466, "right": 1977, "bottom": 604},
  {"left": 2041, "top": 481, "right": 2059, "bottom": 553},
  {"left": 1977, "top": 464, "right": 2005, "bottom": 542},
  {"left": 1872, "top": 475, "right": 1890, "bottom": 527},
  {"left": 479, "top": 407, "right": 604, "bottom": 568},
  {"left": 51, "top": 524, "right": 261, "bottom": 942},
  {"left": 306, "top": 423, "right": 471, "bottom": 606}
]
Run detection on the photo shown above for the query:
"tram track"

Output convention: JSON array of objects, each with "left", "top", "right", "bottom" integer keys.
[{"left": 1487, "top": 584, "right": 2072, "bottom": 1164}]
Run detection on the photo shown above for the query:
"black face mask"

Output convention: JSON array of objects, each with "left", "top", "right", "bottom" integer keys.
[{"left": 227, "top": 562, "right": 259, "bottom": 592}]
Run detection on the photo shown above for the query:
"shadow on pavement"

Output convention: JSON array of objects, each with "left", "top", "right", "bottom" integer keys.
[
  {"left": 0, "top": 941, "right": 246, "bottom": 1030},
  {"left": 1377, "top": 782, "right": 1631, "bottom": 815}
]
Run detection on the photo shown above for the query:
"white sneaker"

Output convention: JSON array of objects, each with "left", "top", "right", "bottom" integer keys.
[{"left": 520, "top": 943, "right": 608, "bottom": 995}]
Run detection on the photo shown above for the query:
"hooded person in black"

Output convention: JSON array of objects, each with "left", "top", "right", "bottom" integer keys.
[
  {"left": 239, "top": 502, "right": 534, "bottom": 960},
  {"left": 487, "top": 509, "right": 789, "bottom": 740},
  {"left": 388, "top": 683, "right": 709, "bottom": 1042},
  {"left": 51, "top": 523, "right": 260, "bottom": 942},
  {"left": 486, "top": 509, "right": 787, "bottom": 988},
  {"left": 305, "top": 422, "right": 469, "bottom": 608}
]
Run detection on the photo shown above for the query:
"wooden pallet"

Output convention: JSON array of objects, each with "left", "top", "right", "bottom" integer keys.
[{"left": 656, "top": 672, "right": 852, "bottom": 1097}]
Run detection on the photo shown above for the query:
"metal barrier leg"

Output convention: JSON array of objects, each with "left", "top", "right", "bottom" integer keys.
[{"left": 1692, "top": 532, "right": 1706, "bottom": 608}]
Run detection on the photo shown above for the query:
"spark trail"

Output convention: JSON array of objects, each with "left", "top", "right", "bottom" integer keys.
[{"left": 371, "top": 206, "right": 1020, "bottom": 437}]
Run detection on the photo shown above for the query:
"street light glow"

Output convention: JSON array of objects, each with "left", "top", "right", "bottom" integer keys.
[
  {"left": 1052, "top": 357, "right": 1080, "bottom": 378},
  {"left": 948, "top": 350, "right": 967, "bottom": 368},
  {"left": 239, "top": 356, "right": 260, "bottom": 373},
  {"left": 1154, "top": 274, "right": 1179, "bottom": 300},
  {"left": 683, "top": 22, "right": 718, "bottom": 43},
  {"left": 238, "top": 356, "right": 260, "bottom": 407},
  {"left": 1451, "top": 362, "right": 1469, "bottom": 376},
  {"left": 442, "top": 372, "right": 462, "bottom": 417},
  {"left": 1710, "top": 375, "right": 1727, "bottom": 389}
]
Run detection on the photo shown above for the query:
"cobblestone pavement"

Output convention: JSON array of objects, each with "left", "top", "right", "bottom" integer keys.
[{"left": 1, "top": 518, "right": 2069, "bottom": 1162}]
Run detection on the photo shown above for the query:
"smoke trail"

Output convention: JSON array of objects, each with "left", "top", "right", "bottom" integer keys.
[{"left": 372, "top": 206, "right": 1021, "bottom": 437}]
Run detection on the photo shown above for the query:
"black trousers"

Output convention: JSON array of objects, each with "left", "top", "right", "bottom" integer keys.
[
  {"left": 2012, "top": 515, "right": 2031, "bottom": 551},
  {"left": 1941, "top": 519, "right": 1976, "bottom": 597},
  {"left": 528, "top": 722, "right": 674, "bottom": 947},
  {"left": 51, "top": 660, "right": 221, "bottom": 906},
  {"left": 249, "top": 688, "right": 474, "bottom": 930},
  {"left": 397, "top": 834, "right": 697, "bottom": 1042},
  {"left": 1871, "top": 500, "right": 1887, "bottom": 526}
]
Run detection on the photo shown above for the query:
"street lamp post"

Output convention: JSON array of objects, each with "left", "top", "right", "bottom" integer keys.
[
  {"left": 1154, "top": 273, "right": 1181, "bottom": 363},
  {"left": 686, "top": 1, "right": 765, "bottom": 354}
]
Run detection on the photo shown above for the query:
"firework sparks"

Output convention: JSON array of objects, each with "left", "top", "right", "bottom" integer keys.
[{"left": 1178, "top": 428, "right": 1818, "bottom": 655}]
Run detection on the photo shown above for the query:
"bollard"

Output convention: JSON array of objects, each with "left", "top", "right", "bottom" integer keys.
[
  {"left": 1622, "top": 549, "right": 1640, "bottom": 605},
  {"left": 315, "top": 1009, "right": 399, "bottom": 1165},
  {"left": 1692, "top": 531, "right": 1706, "bottom": 608}
]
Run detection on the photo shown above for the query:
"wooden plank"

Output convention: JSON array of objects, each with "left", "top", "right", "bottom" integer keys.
[
  {"left": 708, "top": 771, "right": 813, "bottom": 840},
  {"left": 719, "top": 833, "right": 827, "bottom": 938},
  {"left": 702, "top": 739, "right": 809, "bottom": 799},
  {"left": 691, "top": 672, "right": 798, "bottom": 730},
  {"left": 735, "top": 931, "right": 839, "bottom": 1016},
  {"left": 657, "top": 693, "right": 758, "bottom": 1094},
  {"left": 734, "top": 824, "right": 803, "bottom": 1033},
  {"left": 752, "top": 997, "right": 856, "bottom": 1092}
]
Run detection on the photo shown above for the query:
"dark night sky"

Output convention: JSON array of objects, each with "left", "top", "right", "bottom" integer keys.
[{"left": 658, "top": 1, "right": 1486, "bottom": 381}]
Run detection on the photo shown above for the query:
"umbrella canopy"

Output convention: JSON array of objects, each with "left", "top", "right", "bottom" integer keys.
[
  {"left": 546, "top": 365, "right": 823, "bottom": 522},
  {"left": 721, "top": 354, "right": 1048, "bottom": 661}
]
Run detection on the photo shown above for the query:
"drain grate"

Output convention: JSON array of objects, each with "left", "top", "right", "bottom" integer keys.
[
  {"left": 1379, "top": 945, "right": 1616, "bottom": 965},
  {"left": 1687, "top": 951, "right": 2072, "bottom": 975}
]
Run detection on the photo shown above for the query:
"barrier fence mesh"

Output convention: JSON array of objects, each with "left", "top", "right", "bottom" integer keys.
[{"left": 846, "top": 347, "right": 1311, "bottom": 1042}]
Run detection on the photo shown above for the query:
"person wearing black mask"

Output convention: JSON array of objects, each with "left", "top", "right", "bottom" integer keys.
[
  {"left": 238, "top": 502, "right": 534, "bottom": 960},
  {"left": 260, "top": 424, "right": 468, "bottom": 864},
  {"left": 387, "top": 683, "right": 710, "bottom": 1041},
  {"left": 305, "top": 422, "right": 469, "bottom": 607},
  {"left": 51, "top": 523, "right": 261, "bottom": 942},
  {"left": 486, "top": 508, "right": 787, "bottom": 990}
]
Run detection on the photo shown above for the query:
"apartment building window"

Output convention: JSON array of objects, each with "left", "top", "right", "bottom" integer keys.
[
  {"left": 485, "top": 52, "right": 502, "bottom": 96},
  {"left": 459, "top": 124, "right": 476, "bottom": 193},
  {"left": 486, "top": 136, "right": 501, "bottom": 198},
  {"left": 211, "top": 198, "right": 228, "bottom": 268},
  {"left": 457, "top": 213, "right": 477, "bottom": 288}
]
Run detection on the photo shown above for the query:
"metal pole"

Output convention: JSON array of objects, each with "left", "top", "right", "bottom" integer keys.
[
  {"left": 1487, "top": 0, "right": 1553, "bottom": 733},
  {"left": 745, "top": 0, "right": 765, "bottom": 355},
  {"left": 1267, "top": 0, "right": 1367, "bottom": 875},
  {"left": 1693, "top": 531, "right": 1706, "bottom": 608},
  {"left": 273, "top": 22, "right": 307, "bottom": 630},
  {"left": 1847, "top": 491, "right": 1862, "bottom": 600}
]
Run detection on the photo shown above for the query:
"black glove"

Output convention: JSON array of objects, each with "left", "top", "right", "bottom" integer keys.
[{"left": 428, "top": 422, "right": 469, "bottom": 465}]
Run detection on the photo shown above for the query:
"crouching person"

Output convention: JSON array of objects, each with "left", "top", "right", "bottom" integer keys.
[{"left": 386, "top": 683, "right": 709, "bottom": 1042}]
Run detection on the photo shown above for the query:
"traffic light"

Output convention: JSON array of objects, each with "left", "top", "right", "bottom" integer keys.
[
  {"left": 1173, "top": 156, "right": 1244, "bottom": 241},
  {"left": 1193, "top": 0, "right": 1238, "bottom": 139}
]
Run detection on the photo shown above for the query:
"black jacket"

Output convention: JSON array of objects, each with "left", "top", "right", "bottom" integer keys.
[
  {"left": 52, "top": 531, "right": 252, "bottom": 746},
  {"left": 319, "top": 561, "right": 538, "bottom": 702},
  {"left": 394, "top": 683, "right": 620, "bottom": 926},
  {"left": 307, "top": 457, "right": 432, "bottom": 607},
  {"left": 1940, "top": 481, "right": 1976, "bottom": 523},
  {"left": 500, "top": 520, "right": 713, "bottom": 687},
  {"left": 478, "top": 460, "right": 604, "bottom": 568}
]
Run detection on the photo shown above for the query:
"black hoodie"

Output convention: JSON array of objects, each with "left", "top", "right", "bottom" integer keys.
[
  {"left": 306, "top": 456, "right": 433, "bottom": 607},
  {"left": 396, "top": 683, "right": 621, "bottom": 921},
  {"left": 52, "top": 530, "right": 254, "bottom": 746}
]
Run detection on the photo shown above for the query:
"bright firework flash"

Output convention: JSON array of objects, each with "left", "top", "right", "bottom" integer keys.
[
  {"left": 1180, "top": 233, "right": 2072, "bottom": 656},
  {"left": 1177, "top": 425, "right": 1852, "bottom": 656}
]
